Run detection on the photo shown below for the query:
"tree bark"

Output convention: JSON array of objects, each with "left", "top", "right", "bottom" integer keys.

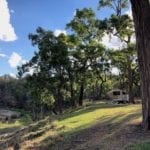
[
  {"left": 130, "top": 0, "right": 150, "bottom": 130},
  {"left": 79, "top": 83, "right": 84, "bottom": 106},
  {"left": 57, "top": 88, "right": 63, "bottom": 114},
  {"left": 70, "top": 81, "right": 76, "bottom": 107}
]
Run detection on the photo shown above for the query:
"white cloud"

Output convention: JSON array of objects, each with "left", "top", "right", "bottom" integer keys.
[
  {"left": 102, "top": 33, "right": 126, "bottom": 50},
  {"left": 8, "top": 52, "right": 26, "bottom": 68},
  {"left": 28, "top": 67, "right": 34, "bottom": 75},
  {"left": 131, "top": 34, "right": 136, "bottom": 43},
  {"left": 111, "top": 67, "right": 120, "bottom": 75},
  {"left": 9, "top": 73, "right": 16, "bottom": 78},
  {"left": 0, "top": 0, "right": 17, "bottom": 41},
  {"left": 0, "top": 53, "right": 6, "bottom": 58},
  {"left": 21, "top": 59, "right": 27, "bottom": 64},
  {"left": 54, "top": 29, "right": 67, "bottom": 37},
  {"left": 125, "top": 7, "right": 132, "bottom": 18},
  {"left": 8, "top": 52, "right": 22, "bottom": 68},
  {"left": 102, "top": 8, "right": 135, "bottom": 50},
  {"left": 23, "top": 66, "right": 37, "bottom": 77},
  {"left": 73, "top": 10, "right": 76, "bottom": 16}
]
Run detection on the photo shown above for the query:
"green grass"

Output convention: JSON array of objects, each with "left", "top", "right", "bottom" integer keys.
[
  {"left": 29, "top": 102, "right": 141, "bottom": 149},
  {"left": 58, "top": 102, "right": 141, "bottom": 133},
  {"left": 0, "top": 101, "right": 144, "bottom": 149},
  {"left": 128, "top": 142, "right": 150, "bottom": 150},
  {"left": 0, "top": 113, "right": 32, "bottom": 130}
]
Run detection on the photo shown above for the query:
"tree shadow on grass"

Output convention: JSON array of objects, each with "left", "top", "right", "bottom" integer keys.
[
  {"left": 0, "top": 104, "right": 141, "bottom": 150},
  {"left": 35, "top": 111, "right": 142, "bottom": 150},
  {"left": 0, "top": 117, "right": 52, "bottom": 150},
  {"left": 0, "top": 126, "right": 19, "bottom": 135}
]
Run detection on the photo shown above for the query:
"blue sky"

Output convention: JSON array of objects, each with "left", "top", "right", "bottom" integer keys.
[{"left": 0, "top": 0, "right": 130, "bottom": 77}]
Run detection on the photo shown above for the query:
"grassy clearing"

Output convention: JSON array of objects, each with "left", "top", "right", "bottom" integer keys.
[
  {"left": 57, "top": 102, "right": 141, "bottom": 136},
  {"left": 0, "top": 101, "right": 146, "bottom": 150},
  {"left": 21, "top": 102, "right": 142, "bottom": 149}
]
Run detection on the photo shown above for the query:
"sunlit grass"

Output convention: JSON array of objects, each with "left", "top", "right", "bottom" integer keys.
[
  {"left": 25, "top": 102, "right": 142, "bottom": 149},
  {"left": 0, "top": 102, "right": 143, "bottom": 149},
  {"left": 57, "top": 103, "right": 141, "bottom": 137}
]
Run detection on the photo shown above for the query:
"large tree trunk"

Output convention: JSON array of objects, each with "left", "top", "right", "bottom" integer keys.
[{"left": 130, "top": 0, "right": 150, "bottom": 130}]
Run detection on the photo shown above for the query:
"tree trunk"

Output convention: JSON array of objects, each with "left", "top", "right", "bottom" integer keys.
[
  {"left": 57, "top": 88, "right": 63, "bottom": 114},
  {"left": 99, "top": 81, "right": 105, "bottom": 99},
  {"left": 79, "top": 83, "right": 84, "bottom": 106},
  {"left": 127, "top": 57, "right": 134, "bottom": 103},
  {"left": 40, "top": 106, "right": 43, "bottom": 118},
  {"left": 70, "top": 81, "right": 76, "bottom": 107},
  {"left": 130, "top": 0, "right": 150, "bottom": 130}
]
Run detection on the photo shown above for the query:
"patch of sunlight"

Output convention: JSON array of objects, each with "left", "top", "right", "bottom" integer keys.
[
  {"left": 19, "top": 103, "right": 142, "bottom": 149},
  {"left": 26, "top": 121, "right": 58, "bottom": 145},
  {"left": 54, "top": 104, "right": 142, "bottom": 139}
]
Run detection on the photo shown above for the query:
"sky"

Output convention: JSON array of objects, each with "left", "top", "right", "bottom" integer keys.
[{"left": 0, "top": 0, "right": 131, "bottom": 77}]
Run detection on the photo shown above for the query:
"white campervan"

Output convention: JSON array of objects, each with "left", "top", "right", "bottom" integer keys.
[{"left": 107, "top": 89, "right": 129, "bottom": 103}]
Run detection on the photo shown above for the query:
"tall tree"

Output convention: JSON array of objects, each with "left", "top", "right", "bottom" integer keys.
[
  {"left": 19, "top": 27, "right": 69, "bottom": 114},
  {"left": 130, "top": 0, "right": 150, "bottom": 130},
  {"left": 66, "top": 8, "right": 106, "bottom": 106},
  {"left": 109, "top": 43, "right": 137, "bottom": 102},
  {"left": 98, "top": 0, "right": 136, "bottom": 103},
  {"left": 109, "top": 14, "right": 136, "bottom": 103}
]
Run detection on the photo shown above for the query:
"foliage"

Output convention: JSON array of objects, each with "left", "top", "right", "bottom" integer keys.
[
  {"left": 66, "top": 8, "right": 108, "bottom": 105},
  {"left": 1, "top": 2, "right": 139, "bottom": 117},
  {"left": 0, "top": 75, "right": 29, "bottom": 108},
  {"left": 98, "top": 0, "right": 129, "bottom": 16},
  {"left": 41, "top": 88, "right": 55, "bottom": 107}
]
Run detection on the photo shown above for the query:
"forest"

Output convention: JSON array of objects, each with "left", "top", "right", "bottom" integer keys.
[{"left": 0, "top": 0, "right": 150, "bottom": 150}]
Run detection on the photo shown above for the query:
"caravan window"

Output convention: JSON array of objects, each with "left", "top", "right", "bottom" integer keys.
[
  {"left": 113, "top": 91, "right": 120, "bottom": 95},
  {"left": 122, "top": 91, "right": 126, "bottom": 95}
]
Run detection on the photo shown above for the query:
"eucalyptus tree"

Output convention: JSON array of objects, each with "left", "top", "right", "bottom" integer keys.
[
  {"left": 108, "top": 16, "right": 136, "bottom": 103},
  {"left": 98, "top": 0, "right": 129, "bottom": 16},
  {"left": 66, "top": 8, "right": 106, "bottom": 105},
  {"left": 98, "top": 0, "right": 137, "bottom": 103},
  {"left": 110, "top": 43, "right": 138, "bottom": 99},
  {"left": 18, "top": 27, "right": 70, "bottom": 114},
  {"left": 99, "top": 0, "right": 150, "bottom": 129},
  {"left": 65, "top": 34, "right": 81, "bottom": 107},
  {"left": 88, "top": 44, "right": 110, "bottom": 99},
  {"left": 130, "top": 0, "right": 150, "bottom": 130}
]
